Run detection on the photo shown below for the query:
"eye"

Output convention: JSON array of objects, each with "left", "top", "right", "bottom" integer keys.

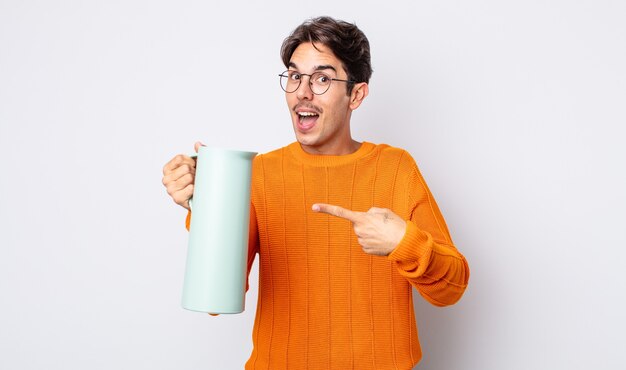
[
  {"left": 288, "top": 71, "right": 301, "bottom": 81},
  {"left": 314, "top": 73, "right": 331, "bottom": 84}
]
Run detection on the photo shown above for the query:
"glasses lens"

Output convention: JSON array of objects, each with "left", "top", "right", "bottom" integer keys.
[
  {"left": 310, "top": 72, "right": 332, "bottom": 95},
  {"left": 280, "top": 71, "right": 300, "bottom": 93},
  {"left": 279, "top": 71, "right": 334, "bottom": 94}
]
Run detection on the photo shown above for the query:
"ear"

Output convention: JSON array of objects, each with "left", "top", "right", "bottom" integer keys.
[{"left": 349, "top": 82, "right": 369, "bottom": 110}]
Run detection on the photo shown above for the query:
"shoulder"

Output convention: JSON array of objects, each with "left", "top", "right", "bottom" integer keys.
[
  {"left": 255, "top": 146, "right": 288, "bottom": 160},
  {"left": 251, "top": 145, "right": 290, "bottom": 172},
  {"left": 372, "top": 143, "right": 418, "bottom": 171}
]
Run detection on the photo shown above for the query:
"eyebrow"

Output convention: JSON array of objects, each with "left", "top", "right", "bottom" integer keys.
[{"left": 288, "top": 62, "right": 338, "bottom": 74}]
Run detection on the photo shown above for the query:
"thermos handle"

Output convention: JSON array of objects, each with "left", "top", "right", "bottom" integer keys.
[{"left": 187, "top": 152, "right": 199, "bottom": 211}]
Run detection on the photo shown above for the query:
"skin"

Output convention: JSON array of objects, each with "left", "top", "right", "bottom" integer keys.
[
  {"left": 312, "top": 204, "right": 407, "bottom": 256},
  {"left": 286, "top": 42, "right": 366, "bottom": 155},
  {"left": 162, "top": 141, "right": 203, "bottom": 210},
  {"left": 162, "top": 43, "right": 406, "bottom": 256}
]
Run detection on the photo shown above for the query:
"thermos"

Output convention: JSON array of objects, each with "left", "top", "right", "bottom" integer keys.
[{"left": 181, "top": 146, "right": 257, "bottom": 314}]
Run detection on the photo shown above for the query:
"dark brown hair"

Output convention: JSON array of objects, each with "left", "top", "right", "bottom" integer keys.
[{"left": 280, "top": 16, "right": 372, "bottom": 94}]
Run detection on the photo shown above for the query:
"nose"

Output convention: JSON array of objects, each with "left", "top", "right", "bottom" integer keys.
[{"left": 296, "top": 75, "right": 314, "bottom": 100}]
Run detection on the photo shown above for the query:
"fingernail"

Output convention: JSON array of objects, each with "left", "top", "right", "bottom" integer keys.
[{"left": 312, "top": 204, "right": 320, "bottom": 211}]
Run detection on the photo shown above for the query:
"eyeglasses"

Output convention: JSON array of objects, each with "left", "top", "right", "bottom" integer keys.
[{"left": 279, "top": 70, "right": 355, "bottom": 95}]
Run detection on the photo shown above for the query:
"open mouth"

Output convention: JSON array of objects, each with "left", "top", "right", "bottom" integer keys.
[{"left": 297, "top": 111, "right": 319, "bottom": 130}]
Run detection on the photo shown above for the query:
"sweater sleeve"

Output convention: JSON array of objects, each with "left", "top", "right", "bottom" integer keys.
[
  {"left": 245, "top": 203, "right": 260, "bottom": 292},
  {"left": 387, "top": 165, "right": 469, "bottom": 307}
]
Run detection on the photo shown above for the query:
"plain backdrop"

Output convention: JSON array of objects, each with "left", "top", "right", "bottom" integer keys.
[{"left": 1, "top": 1, "right": 625, "bottom": 369}]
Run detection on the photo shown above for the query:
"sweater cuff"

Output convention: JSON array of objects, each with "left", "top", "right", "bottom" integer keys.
[
  {"left": 185, "top": 210, "right": 191, "bottom": 231},
  {"left": 388, "top": 221, "right": 432, "bottom": 266}
]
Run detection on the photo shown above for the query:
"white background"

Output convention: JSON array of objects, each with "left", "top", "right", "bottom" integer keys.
[{"left": 1, "top": 1, "right": 625, "bottom": 369}]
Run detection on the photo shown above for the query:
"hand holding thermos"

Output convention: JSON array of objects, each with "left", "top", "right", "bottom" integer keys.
[{"left": 162, "top": 141, "right": 205, "bottom": 210}]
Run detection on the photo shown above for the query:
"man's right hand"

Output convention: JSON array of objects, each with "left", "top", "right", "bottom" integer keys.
[{"left": 162, "top": 142, "right": 204, "bottom": 210}]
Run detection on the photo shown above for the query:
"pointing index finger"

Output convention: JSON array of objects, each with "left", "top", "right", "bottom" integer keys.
[{"left": 312, "top": 203, "right": 363, "bottom": 223}]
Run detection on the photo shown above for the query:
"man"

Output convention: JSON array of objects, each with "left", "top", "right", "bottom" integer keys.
[{"left": 162, "top": 16, "right": 469, "bottom": 370}]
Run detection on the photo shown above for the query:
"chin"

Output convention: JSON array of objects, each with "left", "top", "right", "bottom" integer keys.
[
  {"left": 295, "top": 134, "right": 313, "bottom": 146},
  {"left": 294, "top": 133, "right": 323, "bottom": 149},
  {"left": 293, "top": 126, "right": 317, "bottom": 145}
]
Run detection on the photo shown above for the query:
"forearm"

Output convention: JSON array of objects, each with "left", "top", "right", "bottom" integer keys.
[{"left": 388, "top": 221, "right": 469, "bottom": 306}]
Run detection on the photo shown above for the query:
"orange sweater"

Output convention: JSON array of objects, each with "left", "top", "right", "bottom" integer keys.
[{"left": 190, "top": 142, "right": 469, "bottom": 369}]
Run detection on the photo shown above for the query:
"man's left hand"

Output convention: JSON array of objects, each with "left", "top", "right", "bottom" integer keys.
[{"left": 312, "top": 203, "right": 407, "bottom": 256}]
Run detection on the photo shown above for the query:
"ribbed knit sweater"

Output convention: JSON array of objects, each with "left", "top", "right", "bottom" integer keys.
[{"left": 190, "top": 142, "right": 469, "bottom": 369}]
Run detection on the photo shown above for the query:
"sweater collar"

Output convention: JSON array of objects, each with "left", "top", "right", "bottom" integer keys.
[{"left": 287, "top": 141, "right": 376, "bottom": 167}]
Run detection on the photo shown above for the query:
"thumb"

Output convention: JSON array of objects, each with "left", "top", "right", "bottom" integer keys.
[{"left": 194, "top": 141, "right": 206, "bottom": 153}]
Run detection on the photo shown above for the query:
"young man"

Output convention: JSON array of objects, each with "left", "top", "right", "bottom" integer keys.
[{"left": 162, "top": 16, "right": 469, "bottom": 370}]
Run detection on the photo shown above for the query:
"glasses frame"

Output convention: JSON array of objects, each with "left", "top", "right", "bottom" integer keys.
[{"left": 279, "top": 70, "right": 356, "bottom": 95}]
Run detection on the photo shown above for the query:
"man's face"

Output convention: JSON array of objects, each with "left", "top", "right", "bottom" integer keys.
[{"left": 286, "top": 42, "right": 362, "bottom": 155}]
